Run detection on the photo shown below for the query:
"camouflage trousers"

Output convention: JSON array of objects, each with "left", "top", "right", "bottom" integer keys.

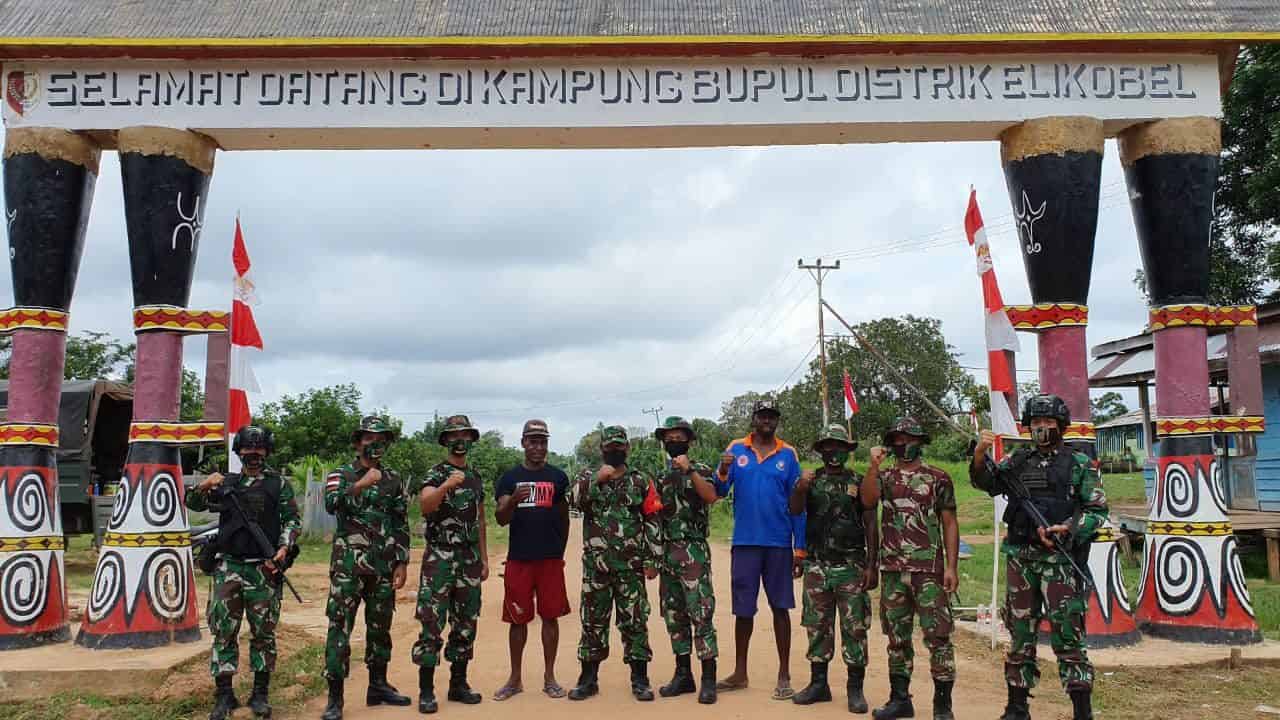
[
  {"left": 578, "top": 551, "right": 652, "bottom": 663},
  {"left": 412, "top": 543, "right": 483, "bottom": 667},
  {"left": 324, "top": 567, "right": 397, "bottom": 680},
  {"left": 208, "top": 558, "right": 282, "bottom": 677},
  {"left": 659, "top": 539, "right": 717, "bottom": 660},
  {"left": 879, "top": 570, "right": 955, "bottom": 681},
  {"left": 802, "top": 557, "right": 869, "bottom": 667},
  {"left": 1003, "top": 550, "right": 1093, "bottom": 691}
]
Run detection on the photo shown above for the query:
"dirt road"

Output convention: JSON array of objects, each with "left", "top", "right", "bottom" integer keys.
[{"left": 293, "top": 524, "right": 1069, "bottom": 720}]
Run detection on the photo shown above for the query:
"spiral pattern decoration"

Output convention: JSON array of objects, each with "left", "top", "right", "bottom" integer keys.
[
  {"left": 0, "top": 552, "right": 47, "bottom": 625},
  {"left": 87, "top": 550, "right": 124, "bottom": 623},
  {"left": 144, "top": 549, "right": 187, "bottom": 620},
  {"left": 1223, "top": 537, "right": 1254, "bottom": 618},
  {"left": 109, "top": 477, "right": 132, "bottom": 530},
  {"left": 142, "top": 470, "right": 179, "bottom": 528},
  {"left": 1163, "top": 460, "right": 1199, "bottom": 519},
  {"left": 1208, "top": 458, "right": 1228, "bottom": 516},
  {"left": 1155, "top": 537, "right": 1206, "bottom": 615},
  {"left": 7, "top": 471, "right": 49, "bottom": 533}
]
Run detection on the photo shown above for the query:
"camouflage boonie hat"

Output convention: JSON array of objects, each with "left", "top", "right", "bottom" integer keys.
[
  {"left": 522, "top": 419, "right": 550, "bottom": 438},
  {"left": 599, "top": 425, "right": 629, "bottom": 447},
  {"left": 654, "top": 416, "right": 697, "bottom": 441},
  {"left": 812, "top": 423, "right": 857, "bottom": 452},
  {"left": 350, "top": 414, "right": 398, "bottom": 443},
  {"left": 437, "top": 414, "right": 481, "bottom": 445},
  {"left": 752, "top": 398, "right": 781, "bottom": 417},
  {"left": 881, "top": 416, "right": 930, "bottom": 445}
]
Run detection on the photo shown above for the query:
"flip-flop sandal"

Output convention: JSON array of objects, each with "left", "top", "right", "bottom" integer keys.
[
  {"left": 716, "top": 679, "right": 749, "bottom": 692},
  {"left": 771, "top": 685, "right": 795, "bottom": 701},
  {"left": 543, "top": 682, "right": 567, "bottom": 699},
  {"left": 493, "top": 685, "right": 523, "bottom": 702}
]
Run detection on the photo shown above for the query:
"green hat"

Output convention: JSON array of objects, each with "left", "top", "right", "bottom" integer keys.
[
  {"left": 437, "top": 414, "right": 481, "bottom": 446},
  {"left": 654, "top": 416, "right": 696, "bottom": 441},
  {"left": 812, "top": 423, "right": 857, "bottom": 452},
  {"left": 599, "top": 425, "right": 629, "bottom": 447},
  {"left": 351, "top": 415, "right": 397, "bottom": 443},
  {"left": 882, "top": 416, "right": 930, "bottom": 445}
]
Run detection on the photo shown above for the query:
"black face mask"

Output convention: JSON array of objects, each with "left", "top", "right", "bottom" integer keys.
[
  {"left": 664, "top": 441, "right": 690, "bottom": 458},
  {"left": 240, "top": 454, "right": 265, "bottom": 474},
  {"left": 1032, "top": 426, "right": 1062, "bottom": 447},
  {"left": 448, "top": 438, "right": 471, "bottom": 456},
  {"left": 820, "top": 450, "right": 849, "bottom": 467},
  {"left": 602, "top": 449, "right": 627, "bottom": 468}
]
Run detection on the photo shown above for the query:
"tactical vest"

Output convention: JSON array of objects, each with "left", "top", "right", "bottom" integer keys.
[
  {"left": 806, "top": 471, "right": 866, "bottom": 563},
  {"left": 1003, "top": 449, "right": 1077, "bottom": 546},
  {"left": 217, "top": 472, "right": 283, "bottom": 559}
]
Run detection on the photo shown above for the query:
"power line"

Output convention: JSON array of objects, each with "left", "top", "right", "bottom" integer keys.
[{"left": 775, "top": 339, "right": 819, "bottom": 393}]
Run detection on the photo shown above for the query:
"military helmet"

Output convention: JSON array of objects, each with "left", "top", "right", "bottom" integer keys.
[
  {"left": 1022, "top": 393, "right": 1070, "bottom": 430},
  {"left": 232, "top": 425, "right": 274, "bottom": 454},
  {"left": 437, "top": 414, "right": 481, "bottom": 446},
  {"left": 654, "top": 416, "right": 697, "bottom": 441},
  {"left": 599, "top": 425, "right": 629, "bottom": 447},
  {"left": 350, "top": 414, "right": 398, "bottom": 444},
  {"left": 881, "top": 416, "right": 930, "bottom": 445},
  {"left": 812, "top": 423, "right": 857, "bottom": 452}
]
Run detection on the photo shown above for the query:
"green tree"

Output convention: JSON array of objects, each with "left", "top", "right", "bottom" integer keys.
[
  {"left": 257, "top": 384, "right": 364, "bottom": 471},
  {"left": 717, "top": 390, "right": 771, "bottom": 439},
  {"left": 1091, "top": 391, "right": 1129, "bottom": 424}
]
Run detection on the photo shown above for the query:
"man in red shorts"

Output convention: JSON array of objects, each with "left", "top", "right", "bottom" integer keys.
[{"left": 493, "top": 419, "right": 572, "bottom": 701}]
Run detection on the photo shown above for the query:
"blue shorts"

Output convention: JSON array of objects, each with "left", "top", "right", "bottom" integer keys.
[{"left": 730, "top": 545, "right": 796, "bottom": 617}]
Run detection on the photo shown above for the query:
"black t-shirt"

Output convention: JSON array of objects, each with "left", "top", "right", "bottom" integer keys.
[{"left": 495, "top": 463, "right": 569, "bottom": 561}]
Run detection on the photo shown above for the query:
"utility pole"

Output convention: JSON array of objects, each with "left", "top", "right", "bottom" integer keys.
[
  {"left": 642, "top": 406, "right": 664, "bottom": 427},
  {"left": 798, "top": 258, "right": 841, "bottom": 428}
]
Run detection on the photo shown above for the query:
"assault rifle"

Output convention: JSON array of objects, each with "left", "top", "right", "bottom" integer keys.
[
  {"left": 973, "top": 442, "right": 1093, "bottom": 589},
  {"left": 214, "top": 485, "right": 304, "bottom": 603}
]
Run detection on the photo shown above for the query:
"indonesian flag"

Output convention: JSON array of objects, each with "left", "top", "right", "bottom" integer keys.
[
  {"left": 842, "top": 370, "right": 859, "bottom": 418},
  {"left": 965, "top": 189, "right": 1021, "bottom": 438},
  {"left": 228, "top": 218, "right": 262, "bottom": 472}
]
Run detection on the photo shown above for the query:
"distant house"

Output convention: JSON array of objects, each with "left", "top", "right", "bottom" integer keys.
[{"left": 1090, "top": 302, "right": 1280, "bottom": 512}]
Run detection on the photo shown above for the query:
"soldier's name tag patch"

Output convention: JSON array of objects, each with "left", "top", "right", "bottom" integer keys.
[
  {"left": 736, "top": 455, "right": 749, "bottom": 467},
  {"left": 776, "top": 460, "right": 786, "bottom": 471}
]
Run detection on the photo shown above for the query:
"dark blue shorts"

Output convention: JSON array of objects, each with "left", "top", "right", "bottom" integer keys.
[{"left": 730, "top": 545, "right": 796, "bottom": 617}]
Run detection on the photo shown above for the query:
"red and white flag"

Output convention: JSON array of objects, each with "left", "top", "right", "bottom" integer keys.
[
  {"left": 842, "top": 370, "right": 859, "bottom": 418},
  {"left": 228, "top": 217, "right": 263, "bottom": 472},
  {"left": 965, "top": 189, "right": 1020, "bottom": 437}
]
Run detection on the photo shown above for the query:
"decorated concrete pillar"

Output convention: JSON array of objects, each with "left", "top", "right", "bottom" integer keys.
[
  {"left": 0, "top": 129, "right": 99, "bottom": 649},
  {"left": 1000, "top": 116, "right": 1140, "bottom": 647},
  {"left": 77, "top": 127, "right": 224, "bottom": 649},
  {"left": 1121, "top": 117, "right": 1261, "bottom": 643}
]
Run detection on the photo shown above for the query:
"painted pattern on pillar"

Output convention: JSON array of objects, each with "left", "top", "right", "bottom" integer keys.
[
  {"left": 1135, "top": 438, "right": 1259, "bottom": 641},
  {"left": 76, "top": 442, "right": 199, "bottom": 648},
  {"left": 120, "top": 150, "right": 210, "bottom": 308},
  {"left": 0, "top": 446, "right": 68, "bottom": 649}
]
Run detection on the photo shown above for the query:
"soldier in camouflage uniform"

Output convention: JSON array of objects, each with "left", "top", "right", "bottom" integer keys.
[
  {"left": 651, "top": 416, "right": 722, "bottom": 705},
  {"left": 321, "top": 415, "right": 413, "bottom": 720},
  {"left": 409, "top": 414, "right": 489, "bottom": 714},
  {"left": 568, "top": 425, "right": 662, "bottom": 702},
  {"left": 859, "top": 417, "right": 958, "bottom": 720},
  {"left": 789, "top": 424, "right": 877, "bottom": 714},
  {"left": 188, "top": 426, "right": 301, "bottom": 720},
  {"left": 971, "top": 394, "right": 1107, "bottom": 720}
]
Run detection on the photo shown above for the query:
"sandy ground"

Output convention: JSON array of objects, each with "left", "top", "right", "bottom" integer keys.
[{"left": 288, "top": 524, "right": 1072, "bottom": 720}]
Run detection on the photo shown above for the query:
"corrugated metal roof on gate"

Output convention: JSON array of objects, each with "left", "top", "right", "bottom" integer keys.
[{"left": 0, "top": 0, "right": 1279, "bottom": 42}]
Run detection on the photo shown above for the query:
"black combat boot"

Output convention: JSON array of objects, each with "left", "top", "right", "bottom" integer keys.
[
  {"left": 367, "top": 663, "right": 412, "bottom": 706},
  {"left": 847, "top": 665, "right": 868, "bottom": 714},
  {"left": 448, "top": 661, "right": 482, "bottom": 704},
  {"left": 793, "top": 662, "right": 833, "bottom": 705},
  {"left": 248, "top": 671, "right": 272, "bottom": 718},
  {"left": 321, "top": 678, "right": 344, "bottom": 720},
  {"left": 998, "top": 685, "right": 1031, "bottom": 720},
  {"left": 931, "top": 680, "right": 953, "bottom": 720},
  {"left": 872, "top": 674, "right": 914, "bottom": 719},
  {"left": 660, "top": 654, "right": 697, "bottom": 697},
  {"left": 418, "top": 665, "right": 437, "bottom": 714},
  {"left": 568, "top": 661, "right": 599, "bottom": 700},
  {"left": 698, "top": 658, "right": 717, "bottom": 705},
  {"left": 1070, "top": 688, "right": 1093, "bottom": 720},
  {"left": 210, "top": 674, "right": 238, "bottom": 720},
  {"left": 631, "top": 661, "right": 655, "bottom": 701}
]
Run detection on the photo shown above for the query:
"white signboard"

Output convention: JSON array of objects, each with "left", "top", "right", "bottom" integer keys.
[{"left": 1, "top": 54, "right": 1221, "bottom": 147}]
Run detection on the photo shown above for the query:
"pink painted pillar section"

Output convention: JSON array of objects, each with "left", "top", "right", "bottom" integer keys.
[
  {"left": 1037, "top": 326, "right": 1090, "bottom": 423},
  {"left": 1153, "top": 326, "right": 1211, "bottom": 417},
  {"left": 6, "top": 331, "right": 67, "bottom": 423},
  {"left": 132, "top": 333, "right": 184, "bottom": 421}
]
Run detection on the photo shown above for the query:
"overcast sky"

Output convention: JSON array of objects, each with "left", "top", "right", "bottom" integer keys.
[{"left": 0, "top": 127, "right": 1150, "bottom": 453}]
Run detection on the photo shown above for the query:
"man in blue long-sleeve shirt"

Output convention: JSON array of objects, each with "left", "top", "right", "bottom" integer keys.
[{"left": 713, "top": 399, "right": 805, "bottom": 700}]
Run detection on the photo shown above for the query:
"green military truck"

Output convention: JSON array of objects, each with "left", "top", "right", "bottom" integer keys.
[{"left": 0, "top": 380, "right": 133, "bottom": 535}]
